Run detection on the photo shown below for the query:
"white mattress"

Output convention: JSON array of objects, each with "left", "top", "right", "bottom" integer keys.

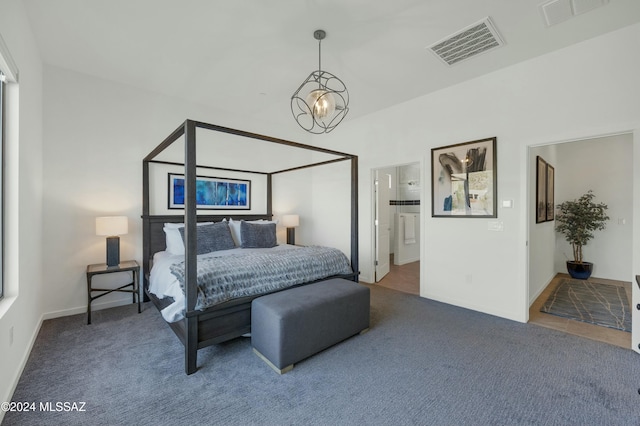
[{"left": 149, "top": 245, "right": 298, "bottom": 322}]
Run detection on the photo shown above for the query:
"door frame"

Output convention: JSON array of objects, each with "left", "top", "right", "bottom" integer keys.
[
  {"left": 374, "top": 168, "right": 392, "bottom": 282},
  {"left": 525, "top": 129, "right": 639, "bottom": 352},
  {"left": 371, "top": 161, "right": 422, "bottom": 284}
]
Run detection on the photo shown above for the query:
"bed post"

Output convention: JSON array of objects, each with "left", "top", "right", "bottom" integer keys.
[
  {"left": 142, "top": 159, "right": 150, "bottom": 301},
  {"left": 142, "top": 122, "right": 186, "bottom": 301},
  {"left": 267, "top": 173, "right": 272, "bottom": 217},
  {"left": 184, "top": 119, "right": 199, "bottom": 375},
  {"left": 351, "top": 155, "right": 359, "bottom": 281}
]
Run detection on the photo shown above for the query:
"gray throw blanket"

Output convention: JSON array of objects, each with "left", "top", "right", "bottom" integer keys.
[{"left": 170, "top": 246, "right": 353, "bottom": 311}]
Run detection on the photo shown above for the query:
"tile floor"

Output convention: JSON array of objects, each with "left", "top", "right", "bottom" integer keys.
[{"left": 375, "top": 255, "right": 419, "bottom": 295}]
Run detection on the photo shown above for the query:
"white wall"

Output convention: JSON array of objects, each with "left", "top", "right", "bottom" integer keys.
[
  {"left": 310, "top": 160, "right": 354, "bottom": 258},
  {"left": 554, "top": 134, "right": 633, "bottom": 280},
  {"left": 40, "top": 65, "right": 314, "bottom": 318},
  {"left": 272, "top": 169, "right": 314, "bottom": 245},
  {"left": 528, "top": 145, "right": 558, "bottom": 303},
  {"left": 312, "top": 23, "right": 640, "bottom": 323},
  {"left": 0, "top": 0, "right": 44, "bottom": 418}
]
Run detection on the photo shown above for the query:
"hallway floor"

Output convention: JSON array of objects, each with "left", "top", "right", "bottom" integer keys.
[
  {"left": 376, "top": 255, "right": 419, "bottom": 296},
  {"left": 528, "top": 273, "right": 632, "bottom": 349}
]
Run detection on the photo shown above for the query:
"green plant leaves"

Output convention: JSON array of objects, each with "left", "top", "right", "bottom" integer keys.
[{"left": 555, "top": 190, "right": 609, "bottom": 263}]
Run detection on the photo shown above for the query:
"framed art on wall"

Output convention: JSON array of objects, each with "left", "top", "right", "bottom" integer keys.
[
  {"left": 535, "top": 156, "right": 555, "bottom": 223},
  {"left": 546, "top": 163, "right": 555, "bottom": 221},
  {"left": 168, "top": 173, "right": 251, "bottom": 210},
  {"left": 536, "top": 156, "right": 548, "bottom": 223},
  {"left": 431, "top": 137, "right": 497, "bottom": 218}
]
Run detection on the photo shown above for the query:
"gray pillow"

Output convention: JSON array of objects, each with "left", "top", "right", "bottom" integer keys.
[
  {"left": 179, "top": 221, "right": 236, "bottom": 254},
  {"left": 240, "top": 221, "right": 277, "bottom": 248}
]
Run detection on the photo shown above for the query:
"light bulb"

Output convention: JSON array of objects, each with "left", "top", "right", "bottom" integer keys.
[{"left": 306, "top": 89, "right": 336, "bottom": 119}]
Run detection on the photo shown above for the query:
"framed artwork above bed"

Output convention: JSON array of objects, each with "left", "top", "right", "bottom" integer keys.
[{"left": 168, "top": 173, "right": 251, "bottom": 210}]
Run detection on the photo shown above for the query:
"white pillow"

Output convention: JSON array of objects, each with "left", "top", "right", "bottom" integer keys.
[
  {"left": 163, "top": 227, "right": 184, "bottom": 255},
  {"left": 163, "top": 221, "right": 218, "bottom": 255},
  {"left": 228, "top": 218, "right": 277, "bottom": 247}
]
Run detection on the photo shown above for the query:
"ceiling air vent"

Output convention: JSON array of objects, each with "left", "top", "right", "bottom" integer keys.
[
  {"left": 428, "top": 17, "right": 504, "bottom": 66},
  {"left": 539, "top": 0, "right": 610, "bottom": 27}
]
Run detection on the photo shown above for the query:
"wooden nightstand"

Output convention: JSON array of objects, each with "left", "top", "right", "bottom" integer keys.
[{"left": 86, "top": 260, "right": 141, "bottom": 324}]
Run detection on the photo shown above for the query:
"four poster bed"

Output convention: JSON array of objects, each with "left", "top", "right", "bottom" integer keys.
[{"left": 142, "top": 120, "right": 359, "bottom": 374}]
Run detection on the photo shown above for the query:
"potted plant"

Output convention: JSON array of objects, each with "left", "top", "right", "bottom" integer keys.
[{"left": 555, "top": 190, "right": 609, "bottom": 280}]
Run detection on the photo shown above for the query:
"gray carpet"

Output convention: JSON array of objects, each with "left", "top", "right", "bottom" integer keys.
[
  {"left": 3, "top": 285, "right": 640, "bottom": 425},
  {"left": 540, "top": 279, "right": 631, "bottom": 332}
]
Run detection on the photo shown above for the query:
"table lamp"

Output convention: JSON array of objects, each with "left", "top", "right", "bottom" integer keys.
[
  {"left": 282, "top": 214, "right": 299, "bottom": 245},
  {"left": 96, "top": 216, "right": 128, "bottom": 267}
]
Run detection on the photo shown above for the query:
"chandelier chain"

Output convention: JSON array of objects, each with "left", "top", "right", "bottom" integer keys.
[{"left": 318, "top": 38, "right": 322, "bottom": 88}]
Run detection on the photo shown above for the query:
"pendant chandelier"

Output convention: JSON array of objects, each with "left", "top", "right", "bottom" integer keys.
[{"left": 291, "top": 29, "right": 349, "bottom": 134}]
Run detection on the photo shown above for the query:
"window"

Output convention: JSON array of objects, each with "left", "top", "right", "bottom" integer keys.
[
  {"left": 0, "top": 69, "right": 4, "bottom": 300},
  {"left": 0, "top": 32, "right": 18, "bottom": 302}
]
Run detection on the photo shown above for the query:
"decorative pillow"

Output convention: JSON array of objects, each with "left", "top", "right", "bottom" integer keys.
[
  {"left": 240, "top": 221, "right": 277, "bottom": 248},
  {"left": 228, "top": 218, "right": 242, "bottom": 246},
  {"left": 163, "top": 221, "right": 215, "bottom": 255},
  {"left": 178, "top": 221, "right": 236, "bottom": 255},
  {"left": 228, "top": 218, "right": 277, "bottom": 247}
]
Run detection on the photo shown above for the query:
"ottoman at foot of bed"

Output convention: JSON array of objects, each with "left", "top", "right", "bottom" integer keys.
[{"left": 251, "top": 278, "right": 370, "bottom": 374}]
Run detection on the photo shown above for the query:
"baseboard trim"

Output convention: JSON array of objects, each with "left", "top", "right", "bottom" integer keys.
[
  {"left": 422, "top": 291, "right": 526, "bottom": 323},
  {"left": 0, "top": 296, "right": 138, "bottom": 423},
  {"left": 42, "top": 297, "right": 136, "bottom": 321},
  {"left": 393, "top": 256, "right": 419, "bottom": 266},
  {"left": 0, "top": 313, "right": 44, "bottom": 424}
]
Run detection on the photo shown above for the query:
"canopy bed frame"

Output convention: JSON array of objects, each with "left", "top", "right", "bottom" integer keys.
[{"left": 142, "top": 119, "right": 359, "bottom": 374}]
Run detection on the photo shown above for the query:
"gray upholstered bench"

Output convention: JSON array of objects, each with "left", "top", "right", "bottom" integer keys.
[{"left": 251, "top": 278, "right": 370, "bottom": 374}]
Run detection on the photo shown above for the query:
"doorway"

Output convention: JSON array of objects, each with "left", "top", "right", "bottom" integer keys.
[
  {"left": 373, "top": 163, "right": 421, "bottom": 295},
  {"left": 527, "top": 133, "right": 633, "bottom": 347}
]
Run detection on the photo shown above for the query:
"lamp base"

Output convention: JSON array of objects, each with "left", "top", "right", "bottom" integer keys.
[
  {"left": 106, "top": 236, "right": 120, "bottom": 267},
  {"left": 286, "top": 228, "right": 296, "bottom": 246}
]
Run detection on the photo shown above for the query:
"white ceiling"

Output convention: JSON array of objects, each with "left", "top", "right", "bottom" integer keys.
[{"left": 22, "top": 0, "right": 640, "bottom": 126}]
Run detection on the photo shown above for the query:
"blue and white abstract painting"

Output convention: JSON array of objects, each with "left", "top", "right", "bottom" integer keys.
[{"left": 169, "top": 174, "right": 250, "bottom": 209}]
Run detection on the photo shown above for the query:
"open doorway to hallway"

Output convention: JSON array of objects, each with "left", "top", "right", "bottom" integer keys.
[
  {"left": 377, "top": 256, "right": 420, "bottom": 295},
  {"left": 373, "top": 163, "right": 420, "bottom": 295},
  {"left": 527, "top": 133, "right": 633, "bottom": 347}
]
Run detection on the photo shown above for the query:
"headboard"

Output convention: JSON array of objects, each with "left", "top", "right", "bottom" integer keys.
[{"left": 142, "top": 214, "right": 273, "bottom": 291}]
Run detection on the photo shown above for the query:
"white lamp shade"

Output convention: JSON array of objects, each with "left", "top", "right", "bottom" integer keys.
[
  {"left": 96, "top": 216, "right": 128, "bottom": 236},
  {"left": 282, "top": 214, "right": 299, "bottom": 228}
]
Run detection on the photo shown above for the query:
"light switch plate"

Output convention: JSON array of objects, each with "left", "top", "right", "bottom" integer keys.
[{"left": 488, "top": 221, "right": 504, "bottom": 231}]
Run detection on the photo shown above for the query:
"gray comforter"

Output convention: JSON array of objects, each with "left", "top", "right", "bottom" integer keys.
[{"left": 169, "top": 246, "right": 353, "bottom": 311}]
